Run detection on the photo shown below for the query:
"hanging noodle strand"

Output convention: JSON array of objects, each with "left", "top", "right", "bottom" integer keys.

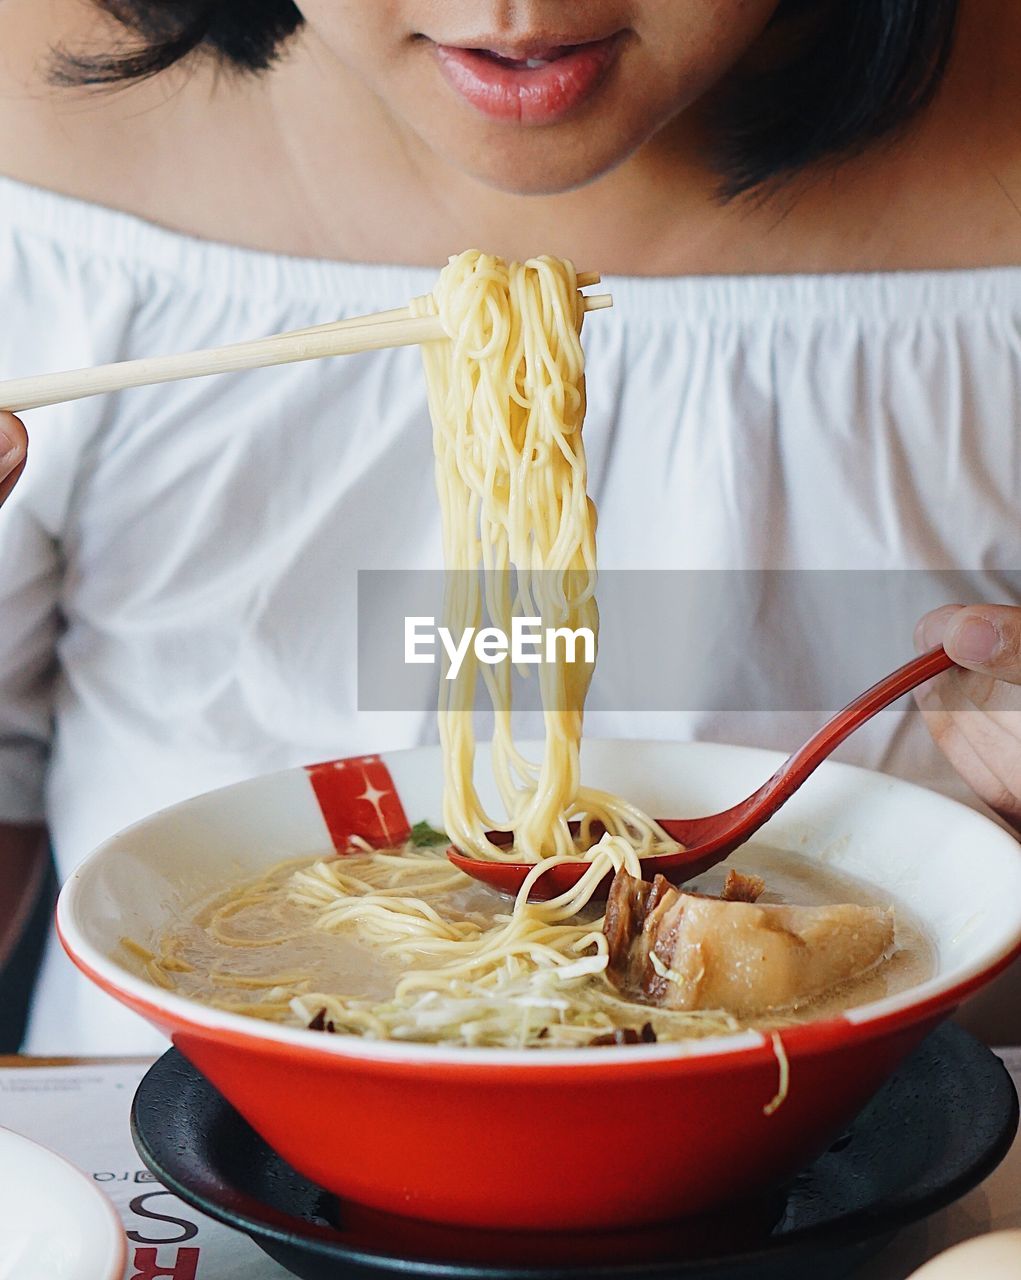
[{"left": 412, "top": 252, "right": 677, "bottom": 865}]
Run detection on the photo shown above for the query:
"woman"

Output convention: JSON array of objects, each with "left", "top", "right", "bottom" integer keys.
[{"left": 0, "top": 0, "right": 1019, "bottom": 1052}]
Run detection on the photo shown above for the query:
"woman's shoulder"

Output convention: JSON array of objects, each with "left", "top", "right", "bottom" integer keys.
[
  {"left": 0, "top": 1, "right": 153, "bottom": 199},
  {"left": 694, "top": 2, "right": 1021, "bottom": 278},
  {"left": 0, "top": 0, "right": 263, "bottom": 239},
  {"left": 810, "top": 1, "right": 1021, "bottom": 274}
]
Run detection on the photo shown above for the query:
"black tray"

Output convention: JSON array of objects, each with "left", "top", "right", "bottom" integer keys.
[{"left": 130, "top": 1023, "right": 1018, "bottom": 1280}]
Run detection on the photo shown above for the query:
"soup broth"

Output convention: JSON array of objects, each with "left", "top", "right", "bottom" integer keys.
[{"left": 131, "top": 841, "right": 933, "bottom": 1050}]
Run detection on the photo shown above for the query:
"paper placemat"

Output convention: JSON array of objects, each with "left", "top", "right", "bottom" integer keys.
[
  {"left": 0, "top": 1060, "right": 290, "bottom": 1279},
  {"left": 0, "top": 1052, "right": 1018, "bottom": 1280}
]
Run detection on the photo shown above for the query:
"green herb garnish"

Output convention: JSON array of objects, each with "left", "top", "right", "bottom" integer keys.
[{"left": 410, "top": 820, "right": 449, "bottom": 847}]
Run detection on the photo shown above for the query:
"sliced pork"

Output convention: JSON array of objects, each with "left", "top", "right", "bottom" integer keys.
[{"left": 604, "top": 869, "right": 894, "bottom": 1018}]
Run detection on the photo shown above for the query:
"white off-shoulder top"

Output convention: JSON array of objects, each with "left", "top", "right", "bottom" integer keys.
[{"left": 0, "top": 176, "right": 1017, "bottom": 1053}]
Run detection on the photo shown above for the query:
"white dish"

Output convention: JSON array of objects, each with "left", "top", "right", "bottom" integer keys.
[{"left": 0, "top": 1126, "right": 125, "bottom": 1280}]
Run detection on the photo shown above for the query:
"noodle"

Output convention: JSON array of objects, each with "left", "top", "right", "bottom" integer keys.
[
  {"left": 762, "top": 1033, "right": 791, "bottom": 1116},
  {"left": 412, "top": 252, "right": 676, "bottom": 865},
  {"left": 141, "top": 253, "right": 757, "bottom": 1048}
]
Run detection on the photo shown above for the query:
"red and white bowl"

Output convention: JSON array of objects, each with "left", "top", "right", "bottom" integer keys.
[{"left": 57, "top": 740, "right": 1021, "bottom": 1230}]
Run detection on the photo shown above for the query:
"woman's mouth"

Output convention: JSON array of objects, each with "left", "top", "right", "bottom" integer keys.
[{"left": 432, "top": 34, "right": 625, "bottom": 125}]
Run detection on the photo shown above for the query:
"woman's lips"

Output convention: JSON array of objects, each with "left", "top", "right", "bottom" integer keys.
[{"left": 433, "top": 36, "right": 623, "bottom": 124}]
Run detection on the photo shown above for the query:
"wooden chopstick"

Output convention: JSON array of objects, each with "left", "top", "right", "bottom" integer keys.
[
  {"left": 0, "top": 273, "right": 609, "bottom": 413},
  {"left": 0, "top": 313, "right": 441, "bottom": 413},
  {"left": 256, "top": 271, "right": 603, "bottom": 340}
]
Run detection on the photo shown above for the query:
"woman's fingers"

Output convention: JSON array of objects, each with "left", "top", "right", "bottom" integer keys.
[
  {"left": 914, "top": 674, "right": 1021, "bottom": 828},
  {"left": 914, "top": 603, "right": 1021, "bottom": 832},
  {"left": 0, "top": 412, "right": 27, "bottom": 506},
  {"left": 916, "top": 602, "right": 1021, "bottom": 682}
]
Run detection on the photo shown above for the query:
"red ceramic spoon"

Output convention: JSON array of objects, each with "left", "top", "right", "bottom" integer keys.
[{"left": 447, "top": 646, "right": 955, "bottom": 901}]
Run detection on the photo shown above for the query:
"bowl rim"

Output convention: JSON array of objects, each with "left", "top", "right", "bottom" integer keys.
[
  {"left": 0, "top": 1126, "right": 127, "bottom": 1279},
  {"left": 57, "top": 740, "right": 1021, "bottom": 1072}
]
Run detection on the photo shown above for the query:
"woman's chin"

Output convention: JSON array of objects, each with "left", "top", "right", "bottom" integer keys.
[{"left": 434, "top": 132, "right": 639, "bottom": 197}]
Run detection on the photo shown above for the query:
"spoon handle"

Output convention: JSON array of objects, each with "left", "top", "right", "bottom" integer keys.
[{"left": 722, "top": 646, "right": 955, "bottom": 837}]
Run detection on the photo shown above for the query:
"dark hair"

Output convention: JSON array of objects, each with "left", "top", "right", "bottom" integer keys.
[
  {"left": 713, "top": 0, "right": 959, "bottom": 196},
  {"left": 55, "top": 0, "right": 959, "bottom": 197},
  {"left": 52, "top": 1, "right": 304, "bottom": 85}
]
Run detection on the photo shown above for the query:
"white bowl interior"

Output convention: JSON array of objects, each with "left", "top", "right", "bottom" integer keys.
[
  {"left": 60, "top": 740, "right": 1021, "bottom": 1058},
  {"left": 0, "top": 1128, "right": 125, "bottom": 1280}
]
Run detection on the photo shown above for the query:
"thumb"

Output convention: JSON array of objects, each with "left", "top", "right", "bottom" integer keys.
[
  {"left": 0, "top": 411, "right": 27, "bottom": 506},
  {"left": 935, "top": 604, "right": 1021, "bottom": 681}
]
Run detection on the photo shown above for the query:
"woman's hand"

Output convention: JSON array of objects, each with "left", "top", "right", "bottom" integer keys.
[
  {"left": 0, "top": 412, "right": 26, "bottom": 506},
  {"left": 914, "top": 604, "right": 1021, "bottom": 835}
]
